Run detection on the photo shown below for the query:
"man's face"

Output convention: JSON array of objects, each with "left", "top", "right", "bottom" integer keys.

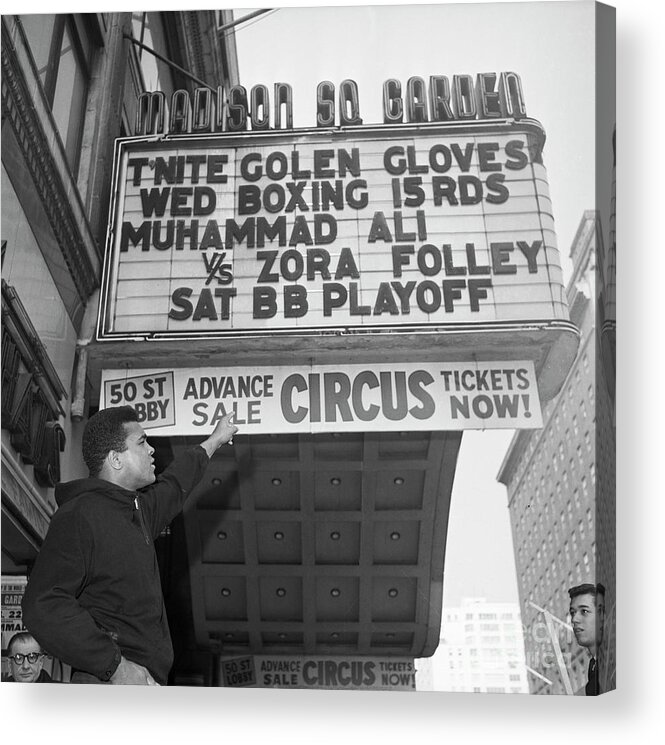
[
  {"left": 9, "top": 637, "right": 45, "bottom": 683},
  {"left": 116, "top": 421, "right": 155, "bottom": 489},
  {"left": 569, "top": 592, "right": 604, "bottom": 649}
]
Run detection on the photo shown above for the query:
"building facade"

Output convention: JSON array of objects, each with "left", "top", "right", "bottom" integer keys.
[
  {"left": 497, "top": 210, "right": 616, "bottom": 695},
  {"left": 422, "top": 598, "right": 529, "bottom": 694},
  {"left": 1, "top": 9, "right": 238, "bottom": 679},
  {"left": 2, "top": 7, "right": 589, "bottom": 690}
]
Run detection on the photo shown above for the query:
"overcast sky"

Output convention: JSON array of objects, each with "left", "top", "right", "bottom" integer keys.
[{"left": 230, "top": 0, "right": 609, "bottom": 609}]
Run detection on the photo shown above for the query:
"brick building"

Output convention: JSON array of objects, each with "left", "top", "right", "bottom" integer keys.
[{"left": 497, "top": 211, "right": 616, "bottom": 695}]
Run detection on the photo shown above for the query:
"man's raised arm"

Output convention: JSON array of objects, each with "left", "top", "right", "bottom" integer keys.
[{"left": 198, "top": 412, "right": 238, "bottom": 458}]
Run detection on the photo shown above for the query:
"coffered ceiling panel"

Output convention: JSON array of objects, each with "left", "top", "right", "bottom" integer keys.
[{"left": 174, "top": 430, "right": 461, "bottom": 659}]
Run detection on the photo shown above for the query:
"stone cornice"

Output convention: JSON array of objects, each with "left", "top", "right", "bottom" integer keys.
[{"left": 2, "top": 442, "right": 53, "bottom": 543}]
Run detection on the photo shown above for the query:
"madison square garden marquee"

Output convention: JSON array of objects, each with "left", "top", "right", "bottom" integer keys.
[
  {"left": 96, "top": 76, "right": 578, "bottom": 433},
  {"left": 89, "top": 74, "right": 579, "bottom": 684}
]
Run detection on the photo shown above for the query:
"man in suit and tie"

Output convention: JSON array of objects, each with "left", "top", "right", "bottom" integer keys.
[{"left": 568, "top": 582, "right": 606, "bottom": 695}]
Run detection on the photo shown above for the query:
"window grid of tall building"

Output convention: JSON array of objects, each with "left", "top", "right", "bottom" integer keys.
[{"left": 497, "top": 212, "right": 616, "bottom": 695}]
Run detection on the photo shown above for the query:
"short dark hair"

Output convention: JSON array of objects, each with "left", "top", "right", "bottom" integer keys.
[
  {"left": 7, "top": 631, "right": 41, "bottom": 655},
  {"left": 568, "top": 583, "right": 606, "bottom": 602},
  {"left": 82, "top": 406, "right": 139, "bottom": 477}
]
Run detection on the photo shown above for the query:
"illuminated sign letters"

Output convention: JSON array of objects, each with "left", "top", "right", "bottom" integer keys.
[{"left": 135, "top": 74, "right": 525, "bottom": 136}]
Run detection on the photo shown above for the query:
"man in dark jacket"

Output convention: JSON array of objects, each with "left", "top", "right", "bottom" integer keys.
[
  {"left": 568, "top": 582, "right": 606, "bottom": 695},
  {"left": 22, "top": 405, "right": 237, "bottom": 685}
]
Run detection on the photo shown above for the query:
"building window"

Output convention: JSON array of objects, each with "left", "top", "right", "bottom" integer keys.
[
  {"left": 1, "top": 281, "right": 67, "bottom": 486},
  {"left": 130, "top": 12, "right": 178, "bottom": 94},
  {"left": 18, "top": 14, "right": 57, "bottom": 87},
  {"left": 20, "top": 14, "right": 96, "bottom": 177}
]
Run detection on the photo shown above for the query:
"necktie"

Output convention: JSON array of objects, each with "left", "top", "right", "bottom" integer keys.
[{"left": 585, "top": 657, "right": 599, "bottom": 696}]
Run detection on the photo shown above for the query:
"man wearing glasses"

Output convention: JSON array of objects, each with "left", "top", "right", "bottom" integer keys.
[{"left": 5, "top": 632, "right": 53, "bottom": 683}]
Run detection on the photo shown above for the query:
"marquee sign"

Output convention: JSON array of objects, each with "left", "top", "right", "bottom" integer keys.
[
  {"left": 99, "top": 359, "right": 543, "bottom": 435},
  {"left": 98, "top": 118, "right": 566, "bottom": 340},
  {"left": 220, "top": 655, "right": 416, "bottom": 691},
  {"left": 134, "top": 73, "right": 527, "bottom": 136}
]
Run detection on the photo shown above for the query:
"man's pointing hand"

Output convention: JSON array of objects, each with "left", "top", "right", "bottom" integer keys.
[{"left": 200, "top": 412, "right": 239, "bottom": 458}]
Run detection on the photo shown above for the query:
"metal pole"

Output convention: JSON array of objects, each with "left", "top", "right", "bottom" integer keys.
[
  {"left": 528, "top": 601, "right": 574, "bottom": 695},
  {"left": 217, "top": 9, "right": 273, "bottom": 34},
  {"left": 525, "top": 666, "right": 552, "bottom": 686},
  {"left": 123, "top": 34, "right": 214, "bottom": 91},
  {"left": 528, "top": 600, "right": 573, "bottom": 631},
  {"left": 543, "top": 610, "right": 574, "bottom": 695}
]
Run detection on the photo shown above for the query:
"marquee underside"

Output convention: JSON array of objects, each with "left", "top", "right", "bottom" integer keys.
[{"left": 171, "top": 429, "right": 461, "bottom": 659}]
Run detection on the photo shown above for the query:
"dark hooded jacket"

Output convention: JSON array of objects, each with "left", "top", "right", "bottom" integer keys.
[{"left": 22, "top": 446, "right": 209, "bottom": 685}]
